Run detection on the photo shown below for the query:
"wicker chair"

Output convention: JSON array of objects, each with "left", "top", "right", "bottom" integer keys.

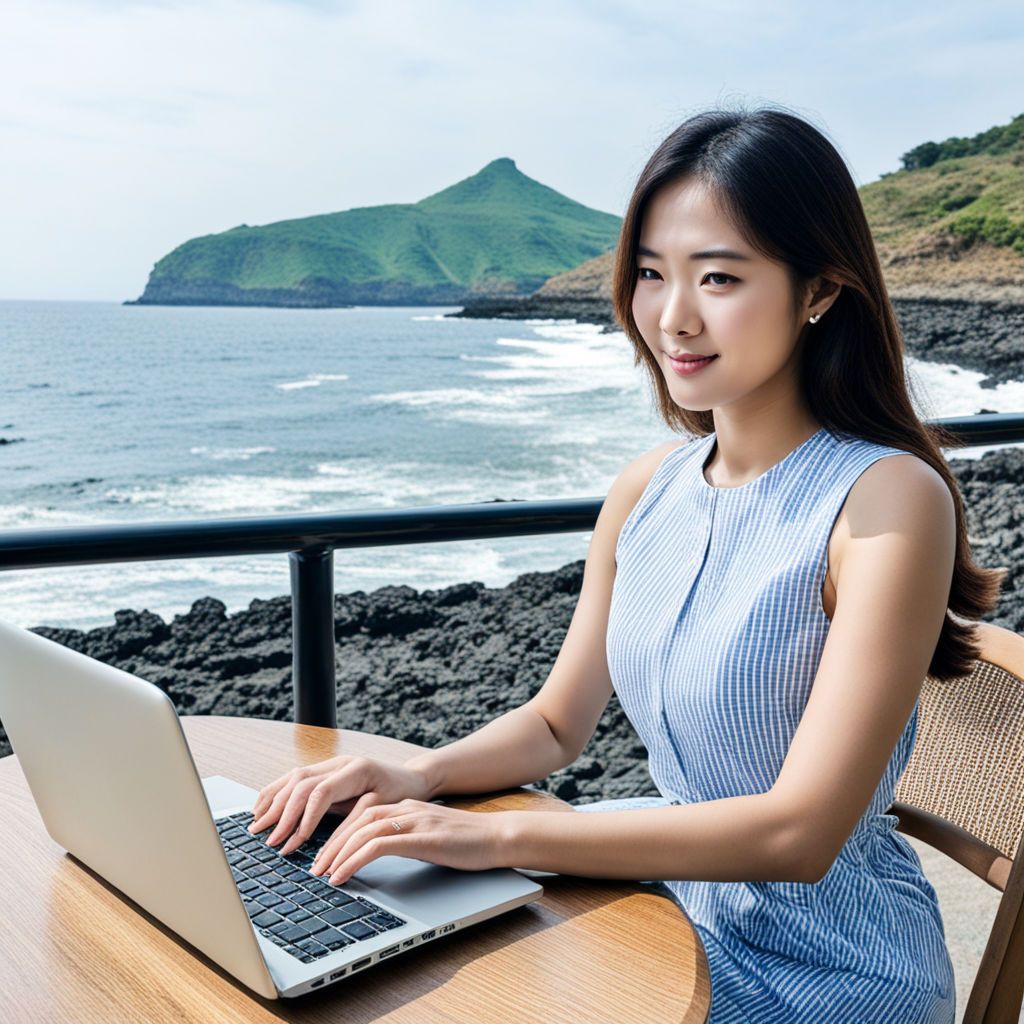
[{"left": 888, "top": 620, "right": 1024, "bottom": 1024}]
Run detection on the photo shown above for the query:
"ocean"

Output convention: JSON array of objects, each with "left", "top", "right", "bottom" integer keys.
[{"left": 2, "top": 299, "right": 1023, "bottom": 630}]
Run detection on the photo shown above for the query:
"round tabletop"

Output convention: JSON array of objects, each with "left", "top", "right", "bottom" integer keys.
[{"left": 0, "top": 714, "right": 710, "bottom": 1023}]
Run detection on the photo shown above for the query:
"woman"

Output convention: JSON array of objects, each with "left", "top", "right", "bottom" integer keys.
[{"left": 248, "top": 105, "right": 1003, "bottom": 1022}]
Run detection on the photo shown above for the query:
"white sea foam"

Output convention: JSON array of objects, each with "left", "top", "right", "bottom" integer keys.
[
  {"left": 189, "top": 445, "right": 276, "bottom": 461},
  {"left": 0, "top": 504, "right": 112, "bottom": 530},
  {"left": 367, "top": 323, "right": 637, "bottom": 431},
  {"left": 275, "top": 373, "right": 349, "bottom": 391}
]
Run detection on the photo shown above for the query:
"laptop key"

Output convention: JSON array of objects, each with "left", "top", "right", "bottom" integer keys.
[
  {"left": 366, "top": 912, "right": 404, "bottom": 930},
  {"left": 296, "top": 938, "right": 329, "bottom": 957},
  {"left": 253, "top": 911, "right": 284, "bottom": 928},
  {"left": 323, "top": 892, "right": 358, "bottom": 908},
  {"left": 303, "top": 899, "right": 331, "bottom": 916},
  {"left": 279, "top": 925, "right": 311, "bottom": 943},
  {"left": 290, "top": 890, "right": 318, "bottom": 906},
  {"left": 255, "top": 892, "right": 284, "bottom": 908},
  {"left": 238, "top": 879, "right": 260, "bottom": 894},
  {"left": 269, "top": 920, "right": 293, "bottom": 937},
  {"left": 321, "top": 905, "right": 363, "bottom": 927},
  {"left": 317, "top": 931, "right": 353, "bottom": 952},
  {"left": 341, "top": 920, "right": 378, "bottom": 941},
  {"left": 230, "top": 867, "right": 245, "bottom": 883}
]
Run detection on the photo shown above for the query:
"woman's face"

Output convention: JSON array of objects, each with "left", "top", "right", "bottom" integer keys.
[{"left": 631, "top": 177, "right": 810, "bottom": 416}]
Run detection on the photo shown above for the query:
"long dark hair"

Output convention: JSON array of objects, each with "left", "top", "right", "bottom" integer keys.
[{"left": 610, "top": 103, "right": 1004, "bottom": 680}]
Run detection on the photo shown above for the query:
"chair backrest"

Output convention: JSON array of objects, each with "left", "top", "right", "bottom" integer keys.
[{"left": 889, "top": 620, "right": 1024, "bottom": 1024}]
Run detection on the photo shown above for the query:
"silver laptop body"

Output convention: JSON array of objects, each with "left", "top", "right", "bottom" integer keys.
[{"left": 0, "top": 617, "right": 543, "bottom": 999}]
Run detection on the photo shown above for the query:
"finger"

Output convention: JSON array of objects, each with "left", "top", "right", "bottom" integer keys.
[
  {"left": 325, "top": 807, "right": 421, "bottom": 881},
  {"left": 250, "top": 772, "right": 295, "bottom": 823},
  {"left": 266, "top": 776, "right": 325, "bottom": 846},
  {"left": 249, "top": 771, "right": 307, "bottom": 833},
  {"left": 316, "top": 806, "right": 399, "bottom": 877},
  {"left": 328, "top": 833, "right": 408, "bottom": 885},
  {"left": 277, "top": 778, "right": 340, "bottom": 856},
  {"left": 310, "top": 796, "right": 383, "bottom": 874},
  {"left": 312, "top": 798, "right": 407, "bottom": 874}
]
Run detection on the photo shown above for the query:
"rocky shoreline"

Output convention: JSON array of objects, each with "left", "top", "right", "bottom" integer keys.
[{"left": 2, "top": 441, "right": 1021, "bottom": 797}]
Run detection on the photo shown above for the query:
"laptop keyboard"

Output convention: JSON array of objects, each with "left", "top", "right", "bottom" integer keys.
[{"left": 215, "top": 811, "right": 407, "bottom": 964}]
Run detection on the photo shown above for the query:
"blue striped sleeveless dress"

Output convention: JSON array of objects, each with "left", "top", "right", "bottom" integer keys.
[{"left": 579, "top": 426, "right": 956, "bottom": 1024}]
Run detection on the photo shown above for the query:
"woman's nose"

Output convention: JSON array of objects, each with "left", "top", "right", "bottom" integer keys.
[{"left": 658, "top": 290, "right": 701, "bottom": 338}]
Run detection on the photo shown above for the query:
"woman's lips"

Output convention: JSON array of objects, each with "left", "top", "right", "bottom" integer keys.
[{"left": 668, "top": 353, "right": 718, "bottom": 376}]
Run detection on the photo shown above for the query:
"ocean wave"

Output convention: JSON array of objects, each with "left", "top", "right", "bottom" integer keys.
[{"left": 275, "top": 373, "right": 349, "bottom": 391}]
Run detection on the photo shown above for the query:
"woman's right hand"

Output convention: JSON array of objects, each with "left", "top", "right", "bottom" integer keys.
[{"left": 248, "top": 754, "right": 435, "bottom": 857}]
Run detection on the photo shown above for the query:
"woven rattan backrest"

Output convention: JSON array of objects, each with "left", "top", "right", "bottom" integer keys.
[{"left": 894, "top": 622, "right": 1024, "bottom": 863}]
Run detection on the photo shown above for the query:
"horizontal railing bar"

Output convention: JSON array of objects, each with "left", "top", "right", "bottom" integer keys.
[
  {"left": 0, "top": 498, "right": 600, "bottom": 570},
  {"left": 1, "top": 413, "right": 1022, "bottom": 572}
]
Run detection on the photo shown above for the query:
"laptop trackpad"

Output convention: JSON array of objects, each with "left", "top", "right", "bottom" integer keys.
[{"left": 344, "top": 855, "right": 530, "bottom": 927}]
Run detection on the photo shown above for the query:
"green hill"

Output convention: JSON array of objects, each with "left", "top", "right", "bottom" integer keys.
[{"left": 128, "top": 157, "right": 622, "bottom": 307}]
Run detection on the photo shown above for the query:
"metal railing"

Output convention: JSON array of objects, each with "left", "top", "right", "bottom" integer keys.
[{"left": 1, "top": 412, "right": 1022, "bottom": 728}]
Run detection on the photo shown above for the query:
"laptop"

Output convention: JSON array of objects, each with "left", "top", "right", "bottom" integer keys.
[{"left": 0, "top": 616, "right": 544, "bottom": 999}]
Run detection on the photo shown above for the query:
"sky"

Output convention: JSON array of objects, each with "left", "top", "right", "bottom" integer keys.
[{"left": 1, "top": 0, "right": 1022, "bottom": 302}]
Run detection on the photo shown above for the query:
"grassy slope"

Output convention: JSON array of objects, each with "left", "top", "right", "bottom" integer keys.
[{"left": 140, "top": 158, "right": 621, "bottom": 298}]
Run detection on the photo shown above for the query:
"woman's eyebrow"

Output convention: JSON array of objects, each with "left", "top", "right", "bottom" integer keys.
[{"left": 636, "top": 244, "right": 752, "bottom": 261}]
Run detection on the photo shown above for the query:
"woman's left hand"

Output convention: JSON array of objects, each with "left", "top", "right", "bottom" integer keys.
[{"left": 309, "top": 798, "right": 510, "bottom": 885}]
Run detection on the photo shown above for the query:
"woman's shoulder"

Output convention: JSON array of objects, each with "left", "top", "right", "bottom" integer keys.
[
  {"left": 845, "top": 447, "right": 950, "bottom": 509},
  {"left": 614, "top": 437, "right": 694, "bottom": 502}
]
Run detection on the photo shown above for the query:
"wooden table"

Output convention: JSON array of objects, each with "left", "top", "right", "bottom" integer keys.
[{"left": 0, "top": 715, "right": 710, "bottom": 1023}]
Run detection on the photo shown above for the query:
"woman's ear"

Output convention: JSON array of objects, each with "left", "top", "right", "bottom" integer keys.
[{"left": 805, "top": 276, "right": 842, "bottom": 320}]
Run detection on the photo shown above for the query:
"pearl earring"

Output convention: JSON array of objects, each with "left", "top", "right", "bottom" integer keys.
[{"left": 808, "top": 312, "right": 822, "bottom": 324}]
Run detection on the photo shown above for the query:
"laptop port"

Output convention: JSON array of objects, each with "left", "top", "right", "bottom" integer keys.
[
  {"left": 402, "top": 939, "right": 414, "bottom": 948},
  {"left": 441, "top": 923, "right": 456, "bottom": 933},
  {"left": 379, "top": 944, "right": 400, "bottom": 958},
  {"left": 330, "top": 969, "right": 347, "bottom": 981},
  {"left": 310, "top": 978, "right": 324, "bottom": 988},
  {"left": 352, "top": 957, "right": 372, "bottom": 971},
  {"left": 421, "top": 929, "right": 436, "bottom": 940}
]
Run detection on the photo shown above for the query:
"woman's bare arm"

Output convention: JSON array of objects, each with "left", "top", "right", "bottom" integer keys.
[{"left": 404, "top": 440, "right": 682, "bottom": 799}]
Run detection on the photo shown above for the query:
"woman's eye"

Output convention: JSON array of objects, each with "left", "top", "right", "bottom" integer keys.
[
  {"left": 637, "top": 267, "right": 660, "bottom": 281},
  {"left": 703, "top": 272, "right": 736, "bottom": 286}
]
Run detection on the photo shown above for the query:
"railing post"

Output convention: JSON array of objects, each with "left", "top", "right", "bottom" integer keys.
[{"left": 288, "top": 546, "right": 337, "bottom": 728}]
